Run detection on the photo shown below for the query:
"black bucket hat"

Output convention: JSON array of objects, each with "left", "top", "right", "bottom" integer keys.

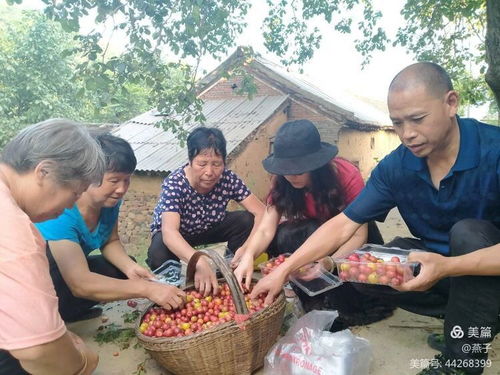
[{"left": 262, "top": 119, "right": 338, "bottom": 175}]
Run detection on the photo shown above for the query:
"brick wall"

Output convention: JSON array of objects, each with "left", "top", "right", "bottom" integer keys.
[
  {"left": 118, "top": 190, "right": 158, "bottom": 254},
  {"left": 288, "top": 100, "right": 343, "bottom": 144},
  {"left": 199, "top": 76, "right": 283, "bottom": 100}
]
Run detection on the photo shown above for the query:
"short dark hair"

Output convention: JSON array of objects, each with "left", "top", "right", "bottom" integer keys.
[
  {"left": 389, "top": 62, "right": 454, "bottom": 98},
  {"left": 186, "top": 127, "right": 227, "bottom": 163},
  {"left": 92, "top": 132, "right": 137, "bottom": 174}
]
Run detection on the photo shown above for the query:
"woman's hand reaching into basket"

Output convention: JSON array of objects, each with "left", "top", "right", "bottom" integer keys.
[
  {"left": 147, "top": 283, "right": 186, "bottom": 310},
  {"left": 233, "top": 252, "right": 255, "bottom": 291},
  {"left": 194, "top": 257, "right": 219, "bottom": 296}
]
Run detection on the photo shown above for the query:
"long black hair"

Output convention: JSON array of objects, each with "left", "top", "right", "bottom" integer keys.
[{"left": 269, "top": 161, "right": 345, "bottom": 223}]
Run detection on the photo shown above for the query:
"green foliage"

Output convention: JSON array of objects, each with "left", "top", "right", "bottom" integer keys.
[
  {"left": 37, "top": 0, "right": 251, "bottom": 135},
  {"left": 122, "top": 309, "right": 141, "bottom": 324},
  {"left": 94, "top": 323, "right": 136, "bottom": 349},
  {"left": 393, "top": 0, "right": 492, "bottom": 107},
  {"left": 0, "top": 8, "right": 177, "bottom": 147},
  {"left": 262, "top": 0, "right": 493, "bottom": 108},
  {"left": 0, "top": 118, "right": 23, "bottom": 150},
  {"left": 262, "top": 0, "right": 388, "bottom": 69},
  {"left": 0, "top": 10, "right": 82, "bottom": 145},
  {"left": 3, "top": 0, "right": 498, "bottom": 139}
]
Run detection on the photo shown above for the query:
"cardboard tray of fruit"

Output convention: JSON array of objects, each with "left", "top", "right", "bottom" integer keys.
[
  {"left": 335, "top": 244, "right": 421, "bottom": 286},
  {"left": 135, "top": 248, "right": 286, "bottom": 375}
]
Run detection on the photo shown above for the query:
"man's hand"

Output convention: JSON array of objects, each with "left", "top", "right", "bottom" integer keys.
[
  {"left": 194, "top": 257, "right": 219, "bottom": 296},
  {"left": 395, "top": 251, "right": 447, "bottom": 292},
  {"left": 233, "top": 253, "right": 255, "bottom": 290},
  {"left": 125, "top": 263, "right": 155, "bottom": 280},
  {"left": 147, "top": 284, "right": 186, "bottom": 310},
  {"left": 250, "top": 267, "right": 287, "bottom": 306}
]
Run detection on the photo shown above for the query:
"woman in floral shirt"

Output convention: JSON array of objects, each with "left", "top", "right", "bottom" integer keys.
[{"left": 147, "top": 127, "right": 264, "bottom": 295}]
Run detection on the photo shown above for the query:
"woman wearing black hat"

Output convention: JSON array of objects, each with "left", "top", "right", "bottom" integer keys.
[{"left": 233, "top": 119, "right": 392, "bottom": 328}]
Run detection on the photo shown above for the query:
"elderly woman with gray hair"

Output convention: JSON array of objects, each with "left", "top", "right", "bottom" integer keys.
[{"left": 0, "top": 119, "right": 103, "bottom": 375}]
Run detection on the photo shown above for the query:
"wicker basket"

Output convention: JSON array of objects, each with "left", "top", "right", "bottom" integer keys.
[{"left": 136, "top": 248, "right": 286, "bottom": 375}]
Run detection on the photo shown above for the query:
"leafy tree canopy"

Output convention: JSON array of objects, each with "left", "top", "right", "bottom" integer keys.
[
  {"left": 0, "top": 8, "right": 81, "bottom": 146},
  {"left": 4, "top": 0, "right": 499, "bottom": 134},
  {"left": 0, "top": 6, "right": 185, "bottom": 147}
]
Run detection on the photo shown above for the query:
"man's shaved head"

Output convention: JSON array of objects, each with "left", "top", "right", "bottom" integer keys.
[{"left": 389, "top": 62, "right": 453, "bottom": 98}]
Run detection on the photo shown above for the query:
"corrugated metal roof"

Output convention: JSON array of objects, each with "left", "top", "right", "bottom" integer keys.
[{"left": 113, "top": 95, "right": 288, "bottom": 172}]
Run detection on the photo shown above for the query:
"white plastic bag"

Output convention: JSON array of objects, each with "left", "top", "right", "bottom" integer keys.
[{"left": 264, "top": 310, "right": 372, "bottom": 375}]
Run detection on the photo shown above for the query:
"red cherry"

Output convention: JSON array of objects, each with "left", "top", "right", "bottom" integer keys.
[
  {"left": 375, "top": 264, "right": 386, "bottom": 275},
  {"left": 349, "top": 266, "right": 360, "bottom": 278},
  {"left": 339, "top": 271, "right": 349, "bottom": 280},
  {"left": 358, "top": 274, "right": 368, "bottom": 282},
  {"left": 359, "top": 265, "right": 372, "bottom": 275},
  {"left": 391, "top": 277, "right": 401, "bottom": 286},
  {"left": 379, "top": 275, "right": 390, "bottom": 285},
  {"left": 164, "top": 328, "right": 174, "bottom": 337},
  {"left": 347, "top": 254, "right": 360, "bottom": 262},
  {"left": 385, "top": 265, "right": 396, "bottom": 274}
]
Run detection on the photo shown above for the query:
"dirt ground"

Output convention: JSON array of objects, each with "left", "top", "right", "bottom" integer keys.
[{"left": 70, "top": 209, "right": 500, "bottom": 375}]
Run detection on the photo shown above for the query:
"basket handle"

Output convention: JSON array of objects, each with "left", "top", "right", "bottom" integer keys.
[{"left": 186, "top": 249, "right": 249, "bottom": 315}]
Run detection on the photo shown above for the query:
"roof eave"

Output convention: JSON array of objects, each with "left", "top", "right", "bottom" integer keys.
[{"left": 343, "top": 119, "right": 394, "bottom": 131}]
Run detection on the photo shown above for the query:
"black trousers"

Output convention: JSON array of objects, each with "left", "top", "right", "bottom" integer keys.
[
  {"left": 266, "top": 219, "right": 384, "bottom": 258},
  {"left": 46, "top": 245, "right": 129, "bottom": 322},
  {"left": 0, "top": 351, "right": 28, "bottom": 375},
  {"left": 353, "top": 219, "right": 500, "bottom": 374},
  {"left": 146, "top": 210, "right": 254, "bottom": 270},
  {"left": 0, "top": 247, "right": 131, "bottom": 375}
]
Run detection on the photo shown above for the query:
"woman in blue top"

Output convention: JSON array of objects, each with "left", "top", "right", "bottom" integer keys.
[{"left": 36, "top": 133, "right": 185, "bottom": 322}]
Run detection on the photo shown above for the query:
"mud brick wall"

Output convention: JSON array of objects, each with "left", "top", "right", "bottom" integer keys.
[
  {"left": 199, "top": 75, "right": 283, "bottom": 100},
  {"left": 118, "top": 190, "right": 158, "bottom": 254}
]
